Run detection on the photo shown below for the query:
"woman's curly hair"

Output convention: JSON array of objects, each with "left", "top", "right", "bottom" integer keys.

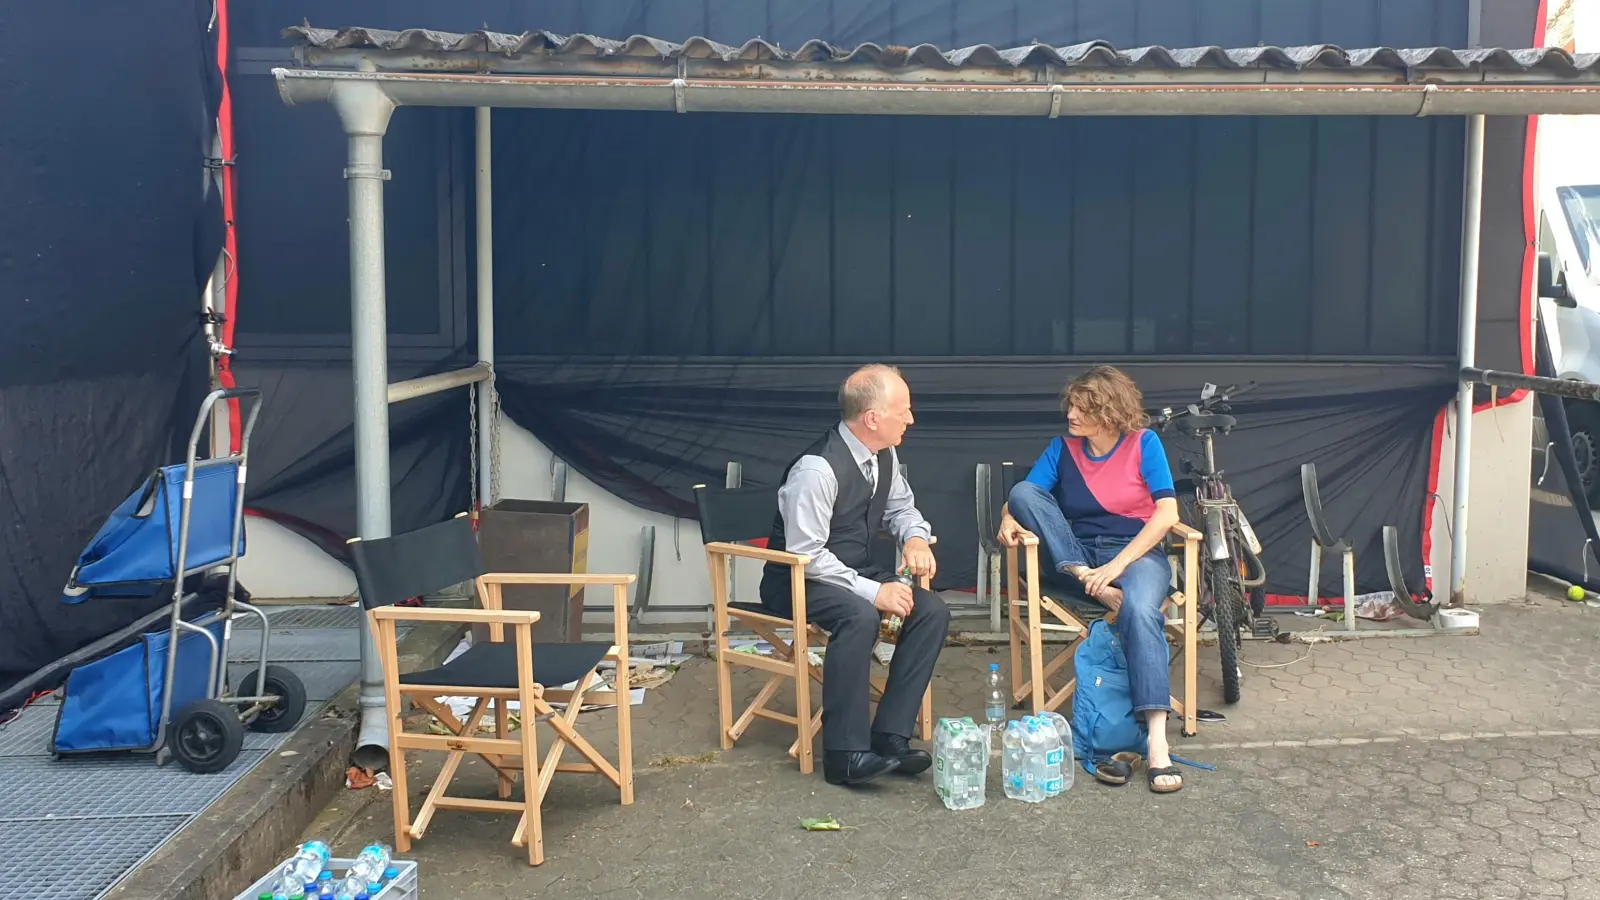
[{"left": 1061, "top": 365, "right": 1149, "bottom": 434}]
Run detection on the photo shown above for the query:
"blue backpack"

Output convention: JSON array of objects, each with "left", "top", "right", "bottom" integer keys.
[
  {"left": 1069, "top": 619, "right": 1215, "bottom": 774},
  {"left": 1069, "top": 620, "right": 1147, "bottom": 773}
]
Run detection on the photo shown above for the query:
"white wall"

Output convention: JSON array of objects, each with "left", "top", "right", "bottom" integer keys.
[
  {"left": 1428, "top": 396, "right": 1536, "bottom": 605},
  {"left": 235, "top": 517, "right": 357, "bottom": 601}
]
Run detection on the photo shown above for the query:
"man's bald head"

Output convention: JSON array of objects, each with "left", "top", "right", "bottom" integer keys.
[
  {"left": 839, "top": 364, "right": 914, "bottom": 452},
  {"left": 839, "top": 364, "right": 904, "bottom": 421}
]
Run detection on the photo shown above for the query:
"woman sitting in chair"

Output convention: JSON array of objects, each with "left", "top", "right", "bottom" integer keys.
[{"left": 996, "top": 365, "right": 1185, "bottom": 794}]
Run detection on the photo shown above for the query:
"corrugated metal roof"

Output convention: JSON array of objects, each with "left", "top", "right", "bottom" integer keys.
[{"left": 285, "top": 25, "right": 1600, "bottom": 76}]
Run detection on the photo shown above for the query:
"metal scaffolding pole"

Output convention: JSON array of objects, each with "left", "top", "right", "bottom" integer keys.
[
  {"left": 1449, "top": 113, "right": 1486, "bottom": 609},
  {"left": 333, "top": 78, "right": 397, "bottom": 767},
  {"left": 476, "top": 107, "right": 495, "bottom": 507}
]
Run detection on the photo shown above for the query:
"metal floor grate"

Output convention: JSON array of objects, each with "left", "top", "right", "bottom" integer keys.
[
  {"left": 0, "top": 606, "right": 371, "bottom": 898},
  {"left": 235, "top": 605, "right": 363, "bottom": 629},
  {"left": 229, "top": 627, "right": 361, "bottom": 662},
  {"left": 0, "top": 752, "right": 267, "bottom": 821},
  {"left": 0, "top": 706, "right": 57, "bottom": 757},
  {"left": 0, "top": 816, "right": 192, "bottom": 900},
  {"left": 242, "top": 701, "right": 327, "bottom": 752}
]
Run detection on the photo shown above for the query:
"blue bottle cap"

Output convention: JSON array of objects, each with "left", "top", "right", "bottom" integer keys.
[
  {"left": 319, "top": 872, "right": 333, "bottom": 882},
  {"left": 989, "top": 662, "right": 999, "bottom": 671},
  {"left": 383, "top": 867, "right": 399, "bottom": 879}
]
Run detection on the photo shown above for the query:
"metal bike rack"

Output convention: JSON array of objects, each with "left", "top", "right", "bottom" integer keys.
[
  {"left": 1382, "top": 525, "right": 1439, "bottom": 621},
  {"left": 1301, "top": 462, "right": 1356, "bottom": 633},
  {"left": 550, "top": 458, "right": 569, "bottom": 503},
  {"left": 633, "top": 525, "right": 657, "bottom": 621},
  {"left": 724, "top": 462, "right": 743, "bottom": 612},
  {"left": 975, "top": 463, "right": 999, "bottom": 630}
]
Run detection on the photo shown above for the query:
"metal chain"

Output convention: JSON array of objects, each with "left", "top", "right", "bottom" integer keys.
[
  {"left": 489, "top": 369, "right": 502, "bottom": 508},
  {"left": 468, "top": 380, "right": 480, "bottom": 511}
]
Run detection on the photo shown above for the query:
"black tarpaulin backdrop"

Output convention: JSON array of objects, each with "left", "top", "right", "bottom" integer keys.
[
  {"left": 222, "top": 0, "right": 1534, "bottom": 605},
  {"left": 0, "top": 1, "right": 221, "bottom": 694},
  {"left": 243, "top": 358, "right": 1452, "bottom": 601}
]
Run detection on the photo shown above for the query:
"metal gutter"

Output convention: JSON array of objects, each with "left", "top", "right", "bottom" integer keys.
[{"left": 275, "top": 67, "right": 1600, "bottom": 116}]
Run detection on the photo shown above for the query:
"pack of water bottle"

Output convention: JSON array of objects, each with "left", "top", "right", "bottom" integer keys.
[
  {"left": 1001, "top": 712, "right": 1073, "bottom": 803},
  {"left": 932, "top": 716, "right": 988, "bottom": 810},
  {"left": 235, "top": 841, "right": 419, "bottom": 900}
]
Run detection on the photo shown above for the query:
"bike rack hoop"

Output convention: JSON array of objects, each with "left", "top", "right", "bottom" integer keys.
[{"left": 1300, "top": 463, "right": 1348, "bottom": 551}]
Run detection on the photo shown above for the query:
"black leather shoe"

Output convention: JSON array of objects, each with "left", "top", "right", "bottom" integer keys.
[
  {"left": 823, "top": 750, "right": 899, "bottom": 785},
  {"left": 871, "top": 732, "right": 932, "bottom": 775}
]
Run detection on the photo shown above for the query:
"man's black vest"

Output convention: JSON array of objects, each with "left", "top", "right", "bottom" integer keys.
[{"left": 759, "top": 426, "right": 894, "bottom": 603}]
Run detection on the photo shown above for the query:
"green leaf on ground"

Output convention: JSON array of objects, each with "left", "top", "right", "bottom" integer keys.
[{"left": 799, "top": 816, "right": 846, "bottom": 831}]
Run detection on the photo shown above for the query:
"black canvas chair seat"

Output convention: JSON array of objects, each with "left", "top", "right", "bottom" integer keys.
[
  {"left": 728, "top": 601, "right": 769, "bottom": 616},
  {"left": 401, "top": 641, "right": 612, "bottom": 691},
  {"left": 348, "top": 512, "right": 638, "bottom": 866}
]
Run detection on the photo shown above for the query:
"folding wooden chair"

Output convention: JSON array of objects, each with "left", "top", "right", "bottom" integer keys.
[
  {"left": 1004, "top": 522, "right": 1203, "bottom": 736},
  {"left": 348, "top": 512, "right": 636, "bottom": 866},
  {"left": 693, "top": 483, "right": 934, "bottom": 775}
]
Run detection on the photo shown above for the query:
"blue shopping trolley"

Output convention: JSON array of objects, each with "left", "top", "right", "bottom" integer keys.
[{"left": 49, "top": 388, "right": 306, "bottom": 773}]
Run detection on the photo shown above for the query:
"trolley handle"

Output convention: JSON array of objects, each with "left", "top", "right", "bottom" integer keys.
[{"left": 186, "top": 388, "right": 266, "bottom": 464}]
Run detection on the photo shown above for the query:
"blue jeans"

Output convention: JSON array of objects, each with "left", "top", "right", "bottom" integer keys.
[{"left": 1009, "top": 481, "right": 1173, "bottom": 715}]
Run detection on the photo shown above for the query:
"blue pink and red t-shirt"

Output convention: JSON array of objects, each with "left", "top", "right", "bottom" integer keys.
[{"left": 1022, "top": 429, "right": 1176, "bottom": 539}]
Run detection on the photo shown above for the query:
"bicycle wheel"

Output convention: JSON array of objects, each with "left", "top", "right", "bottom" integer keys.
[{"left": 1208, "top": 558, "right": 1244, "bottom": 704}]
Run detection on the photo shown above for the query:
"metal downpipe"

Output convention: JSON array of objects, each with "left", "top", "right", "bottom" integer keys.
[
  {"left": 335, "top": 79, "right": 398, "bottom": 769},
  {"left": 476, "top": 107, "right": 495, "bottom": 508},
  {"left": 1449, "top": 113, "right": 1486, "bottom": 609}
]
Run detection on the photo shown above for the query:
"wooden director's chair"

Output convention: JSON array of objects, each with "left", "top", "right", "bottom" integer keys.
[
  {"left": 348, "top": 512, "right": 636, "bottom": 866},
  {"left": 1005, "top": 522, "right": 1203, "bottom": 736},
  {"left": 693, "top": 483, "right": 935, "bottom": 775}
]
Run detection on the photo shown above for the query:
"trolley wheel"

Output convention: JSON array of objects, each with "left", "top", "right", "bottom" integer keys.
[
  {"left": 171, "top": 699, "right": 245, "bottom": 774},
  {"left": 238, "top": 665, "right": 307, "bottom": 734}
]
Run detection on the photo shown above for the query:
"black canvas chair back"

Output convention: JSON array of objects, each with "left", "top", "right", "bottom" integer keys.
[
  {"left": 350, "top": 514, "right": 484, "bottom": 610},
  {"left": 694, "top": 484, "right": 779, "bottom": 545}
]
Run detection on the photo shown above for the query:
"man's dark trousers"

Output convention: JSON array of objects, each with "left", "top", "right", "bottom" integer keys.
[{"left": 765, "top": 580, "right": 949, "bottom": 752}]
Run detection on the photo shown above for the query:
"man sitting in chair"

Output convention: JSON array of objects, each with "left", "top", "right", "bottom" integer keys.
[{"left": 759, "top": 364, "right": 950, "bottom": 786}]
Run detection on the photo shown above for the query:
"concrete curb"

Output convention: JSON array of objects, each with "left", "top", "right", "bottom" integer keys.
[{"left": 107, "top": 619, "right": 464, "bottom": 900}]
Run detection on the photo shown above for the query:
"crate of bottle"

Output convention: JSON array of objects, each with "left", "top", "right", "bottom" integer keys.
[{"left": 233, "top": 857, "right": 418, "bottom": 900}]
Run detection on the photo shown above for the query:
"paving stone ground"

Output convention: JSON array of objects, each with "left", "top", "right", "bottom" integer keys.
[{"left": 311, "top": 590, "right": 1600, "bottom": 900}]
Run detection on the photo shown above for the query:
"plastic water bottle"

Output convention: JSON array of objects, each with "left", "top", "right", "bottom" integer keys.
[
  {"left": 1001, "top": 721, "right": 1027, "bottom": 800},
  {"left": 334, "top": 844, "right": 391, "bottom": 900},
  {"left": 1035, "top": 715, "right": 1065, "bottom": 798},
  {"left": 1040, "top": 710, "right": 1075, "bottom": 793},
  {"left": 983, "top": 663, "right": 1006, "bottom": 752},
  {"left": 279, "top": 843, "right": 331, "bottom": 892},
  {"left": 933, "top": 716, "right": 987, "bottom": 810},
  {"left": 1020, "top": 717, "right": 1048, "bottom": 802}
]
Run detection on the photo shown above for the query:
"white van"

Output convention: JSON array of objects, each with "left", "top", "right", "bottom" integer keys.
[{"left": 1535, "top": 180, "right": 1600, "bottom": 506}]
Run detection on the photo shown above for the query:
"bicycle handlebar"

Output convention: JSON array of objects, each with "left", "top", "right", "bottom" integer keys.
[{"left": 1151, "top": 380, "right": 1258, "bottom": 428}]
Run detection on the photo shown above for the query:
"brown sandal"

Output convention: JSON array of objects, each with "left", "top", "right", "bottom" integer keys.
[
  {"left": 1093, "top": 751, "right": 1143, "bottom": 786},
  {"left": 1147, "top": 765, "right": 1184, "bottom": 793}
]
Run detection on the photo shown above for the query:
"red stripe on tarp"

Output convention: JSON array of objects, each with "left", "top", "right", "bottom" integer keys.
[{"left": 215, "top": 0, "right": 243, "bottom": 453}]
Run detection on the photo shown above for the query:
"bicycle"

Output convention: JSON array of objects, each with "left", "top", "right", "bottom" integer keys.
[{"left": 1153, "top": 382, "right": 1268, "bottom": 705}]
